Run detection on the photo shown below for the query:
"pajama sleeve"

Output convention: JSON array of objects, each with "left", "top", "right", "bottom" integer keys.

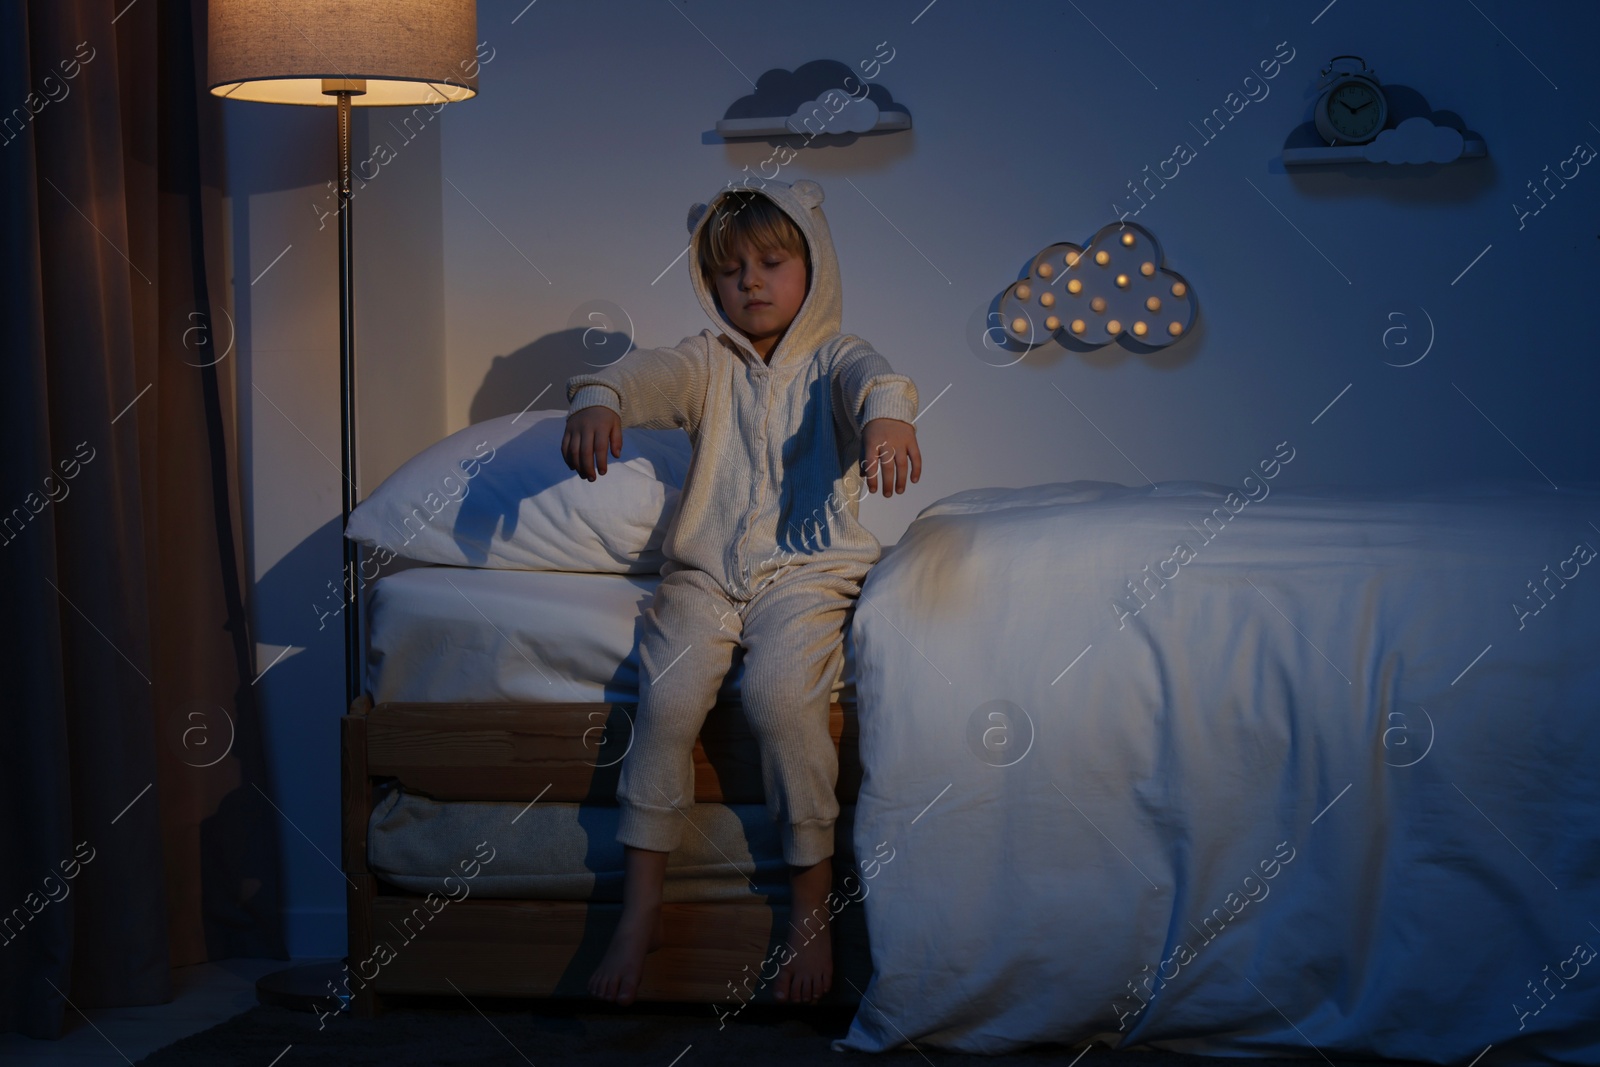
[
  {"left": 832, "top": 335, "right": 919, "bottom": 439},
  {"left": 566, "top": 334, "right": 709, "bottom": 435}
]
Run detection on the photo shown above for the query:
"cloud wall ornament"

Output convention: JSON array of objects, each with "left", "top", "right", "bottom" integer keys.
[
  {"left": 1364, "top": 116, "right": 1466, "bottom": 164},
  {"left": 789, "top": 93, "right": 880, "bottom": 136},
  {"left": 1282, "top": 83, "right": 1487, "bottom": 166},
  {"left": 713, "top": 57, "right": 911, "bottom": 141},
  {"left": 997, "top": 222, "right": 1197, "bottom": 349}
]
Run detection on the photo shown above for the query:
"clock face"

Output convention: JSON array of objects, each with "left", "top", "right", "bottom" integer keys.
[{"left": 1326, "top": 80, "right": 1383, "bottom": 140}]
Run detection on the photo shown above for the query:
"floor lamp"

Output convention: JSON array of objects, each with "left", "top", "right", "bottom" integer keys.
[{"left": 207, "top": 0, "right": 478, "bottom": 1007}]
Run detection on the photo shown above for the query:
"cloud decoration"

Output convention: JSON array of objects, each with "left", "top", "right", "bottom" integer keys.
[
  {"left": 719, "top": 58, "right": 909, "bottom": 141},
  {"left": 997, "top": 222, "right": 1197, "bottom": 349},
  {"left": 1280, "top": 85, "right": 1487, "bottom": 166},
  {"left": 1363, "top": 115, "right": 1466, "bottom": 164},
  {"left": 789, "top": 93, "right": 879, "bottom": 135}
]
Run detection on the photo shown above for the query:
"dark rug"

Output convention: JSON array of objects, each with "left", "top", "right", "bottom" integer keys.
[{"left": 134, "top": 995, "right": 1439, "bottom": 1066}]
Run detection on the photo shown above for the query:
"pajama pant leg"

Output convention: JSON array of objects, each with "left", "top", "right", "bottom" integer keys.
[
  {"left": 733, "top": 565, "right": 861, "bottom": 868},
  {"left": 616, "top": 563, "right": 861, "bottom": 868},
  {"left": 615, "top": 568, "right": 742, "bottom": 853}
]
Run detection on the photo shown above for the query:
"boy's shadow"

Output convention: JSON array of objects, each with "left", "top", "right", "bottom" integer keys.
[
  {"left": 775, "top": 374, "right": 849, "bottom": 559},
  {"left": 467, "top": 328, "right": 641, "bottom": 426}
]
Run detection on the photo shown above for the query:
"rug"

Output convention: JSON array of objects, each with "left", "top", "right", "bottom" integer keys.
[{"left": 135, "top": 996, "right": 1436, "bottom": 1066}]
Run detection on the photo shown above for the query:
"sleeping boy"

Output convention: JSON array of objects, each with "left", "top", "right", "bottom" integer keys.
[{"left": 561, "top": 177, "right": 921, "bottom": 1007}]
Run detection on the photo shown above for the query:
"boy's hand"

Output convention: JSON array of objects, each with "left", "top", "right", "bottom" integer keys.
[
  {"left": 563, "top": 406, "right": 622, "bottom": 481},
  {"left": 861, "top": 418, "right": 921, "bottom": 499}
]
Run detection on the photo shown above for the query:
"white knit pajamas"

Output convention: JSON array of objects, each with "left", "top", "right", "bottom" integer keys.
[
  {"left": 616, "top": 564, "right": 860, "bottom": 868},
  {"left": 565, "top": 176, "right": 919, "bottom": 875}
]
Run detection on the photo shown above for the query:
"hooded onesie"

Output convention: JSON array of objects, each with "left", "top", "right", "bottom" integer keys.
[{"left": 564, "top": 177, "right": 919, "bottom": 866}]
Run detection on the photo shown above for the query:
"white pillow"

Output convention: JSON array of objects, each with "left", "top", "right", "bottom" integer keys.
[{"left": 345, "top": 410, "right": 691, "bottom": 573}]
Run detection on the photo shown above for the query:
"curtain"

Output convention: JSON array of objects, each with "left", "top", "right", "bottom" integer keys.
[{"left": 1, "top": 0, "right": 285, "bottom": 1040}]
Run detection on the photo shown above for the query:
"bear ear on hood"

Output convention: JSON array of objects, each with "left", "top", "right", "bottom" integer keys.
[
  {"left": 686, "top": 201, "right": 710, "bottom": 236},
  {"left": 791, "top": 178, "right": 824, "bottom": 209}
]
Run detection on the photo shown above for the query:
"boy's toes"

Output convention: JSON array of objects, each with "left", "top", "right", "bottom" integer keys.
[{"left": 772, "top": 970, "right": 791, "bottom": 1002}]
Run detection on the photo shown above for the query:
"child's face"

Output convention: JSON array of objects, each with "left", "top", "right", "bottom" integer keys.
[{"left": 710, "top": 237, "right": 809, "bottom": 359}]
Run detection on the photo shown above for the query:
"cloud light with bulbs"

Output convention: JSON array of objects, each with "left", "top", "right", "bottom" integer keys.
[{"left": 997, "top": 222, "right": 1198, "bottom": 349}]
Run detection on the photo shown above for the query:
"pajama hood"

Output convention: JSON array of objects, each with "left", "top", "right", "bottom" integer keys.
[
  {"left": 565, "top": 175, "right": 920, "bottom": 601},
  {"left": 684, "top": 177, "right": 843, "bottom": 368}
]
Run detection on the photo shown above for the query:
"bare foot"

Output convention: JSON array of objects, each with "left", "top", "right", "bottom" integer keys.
[
  {"left": 588, "top": 906, "right": 665, "bottom": 1005},
  {"left": 773, "top": 859, "right": 834, "bottom": 1005},
  {"left": 772, "top": 916, "right": 833, "bottom": 1005}
]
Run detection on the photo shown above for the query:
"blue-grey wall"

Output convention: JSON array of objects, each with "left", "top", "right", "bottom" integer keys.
[{"left": 225, "top": 0, "right": 1600, "bottom": 957}]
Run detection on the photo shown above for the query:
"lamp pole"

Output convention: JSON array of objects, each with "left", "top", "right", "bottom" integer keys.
[{"left": 328, "top": 80, "right": 363, "bottom": 708}]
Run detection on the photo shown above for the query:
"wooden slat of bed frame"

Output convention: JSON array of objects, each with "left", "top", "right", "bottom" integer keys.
[
  {"left": 364, "top": 700, "right": 862, "bottom": 805},
  {"left": 343, "top": 696, "right": 876, "bottom": 1015},
  {"left": 363, "top": 897, "right": 870, "bottom": 1005}
]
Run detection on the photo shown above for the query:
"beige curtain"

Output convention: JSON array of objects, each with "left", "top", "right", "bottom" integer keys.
[{"left": 1, "top": 0, "right": 285, "bottom": 1040}]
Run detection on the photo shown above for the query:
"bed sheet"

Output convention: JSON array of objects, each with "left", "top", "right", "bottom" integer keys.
[
  {"left": 366, "top": 564, "right": 859, "bottom": 704},
  {"left": 834, "top": 480, "right": 1600, "bottom": 1064}
]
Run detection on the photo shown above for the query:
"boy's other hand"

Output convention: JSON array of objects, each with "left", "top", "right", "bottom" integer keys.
[
  {"left": 861, "top": 418, "right": 921, "bottom": 499},
  {"left": 563, "top": 406, "right": 622, "bottom": 481}
]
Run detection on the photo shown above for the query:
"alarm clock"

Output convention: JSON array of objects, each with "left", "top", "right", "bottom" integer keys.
[{"left": 1313, "top": 55, "right": 1388, "bottom": 146}]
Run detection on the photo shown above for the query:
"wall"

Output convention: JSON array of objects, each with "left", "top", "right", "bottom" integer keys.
[{"left": 226, "top": 0, "right": 1600, "bottom": 957}]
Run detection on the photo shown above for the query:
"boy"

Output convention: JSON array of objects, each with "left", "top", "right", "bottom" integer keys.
[{"left": 562, "top": 177, "right": 921, "bottom": 1007}]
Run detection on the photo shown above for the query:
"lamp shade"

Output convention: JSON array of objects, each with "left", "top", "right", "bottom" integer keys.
[{"left": 208, "top": 0, "right": 478, "bottom": 106}]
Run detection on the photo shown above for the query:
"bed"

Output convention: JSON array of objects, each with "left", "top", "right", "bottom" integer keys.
[
  {"left": 342, "top": 409, "right": 1600, "bottom": 1061},
  {"left": 828, "top": 479, "right": 1600, "bottom": 1064}
]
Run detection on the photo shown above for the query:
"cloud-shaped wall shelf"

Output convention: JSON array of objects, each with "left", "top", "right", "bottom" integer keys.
[
  {"left": 997, "top": 222, "right": 1197, "bottom": 349},
  {"left": 714, "top": 59, "right": 911, "bottom": 141},
  {"left": 1285, "top": 115, "right": 1487, "bottom": 165},
  {"left": 1282, "top": 85, "right": 1487, "bottom": 166}
]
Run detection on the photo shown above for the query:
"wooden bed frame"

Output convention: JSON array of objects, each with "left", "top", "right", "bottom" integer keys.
[{"left": 340, "top": 692, "right": 871, "bottom": 1016}]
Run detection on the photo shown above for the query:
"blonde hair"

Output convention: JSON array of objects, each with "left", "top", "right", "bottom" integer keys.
[{"left": 696, "top": 189, "right": 809, "bottom": 292}]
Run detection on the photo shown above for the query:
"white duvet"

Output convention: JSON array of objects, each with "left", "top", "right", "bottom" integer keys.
[{"left": 834, "top": 480, "right": 1600, "bottom": 1064}]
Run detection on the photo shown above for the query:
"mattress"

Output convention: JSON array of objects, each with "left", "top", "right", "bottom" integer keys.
[
  {"left": 833, "top": 479, "right": 1600, "bottom": 1064},
  {"left": 368, "top": 787, "right": 860, "bottom": 904},
  {"left": 366, "top": 563, "right": 865, "bottom": 705}
]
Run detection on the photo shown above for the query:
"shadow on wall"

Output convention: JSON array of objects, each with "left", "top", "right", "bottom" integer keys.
[
  {"left": 469, "top": 328, "right": 645, "bottom": 425},
  {"left": 198, "top": 783, "right": 290, "bottom": 960},
  {"left": 249, "top": 512, "right": 374, "bottom": 956}
]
